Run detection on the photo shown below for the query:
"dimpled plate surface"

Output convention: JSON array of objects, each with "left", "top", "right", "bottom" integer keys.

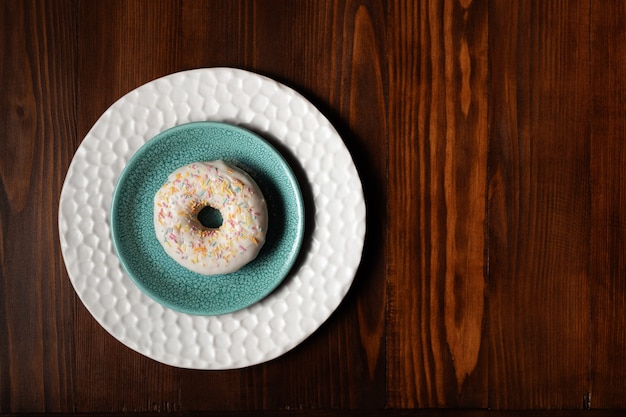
[
  {"left": 111, "top": 122, "right": 305, "bottom": 316},
  {"left": 59, "top": 68, "right": 366, "bottom": 369}
]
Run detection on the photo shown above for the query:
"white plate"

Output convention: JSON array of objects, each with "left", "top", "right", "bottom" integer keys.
[{"left": 58, "top": 68, "right": 365, "bottom": 369}]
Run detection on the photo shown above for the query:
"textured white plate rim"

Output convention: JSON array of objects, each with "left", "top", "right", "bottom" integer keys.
[{"left": 58, "top": 67, "right": 366, "bottom": 369}]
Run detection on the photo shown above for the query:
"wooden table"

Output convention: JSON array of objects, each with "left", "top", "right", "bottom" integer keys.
[{"left": 2, "top": 0, "right": 626, "bottom": 414}]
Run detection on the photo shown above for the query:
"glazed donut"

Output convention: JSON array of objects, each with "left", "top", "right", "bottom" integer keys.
[{"left": 154, "top": 160, "right": 268, "bottom": 275}]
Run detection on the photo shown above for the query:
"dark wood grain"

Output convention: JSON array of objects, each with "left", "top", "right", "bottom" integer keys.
[
  {"left": 590, "top": 0, "right": 626, "bottom": 408},
  {"left": 4, "top": 0, "right": 626, "bottom": 414},
  {"left": 23, "top": 411, "right": 626, "bottom": 417},
  {"left": 0, "top": 0, "right": 77, "bottom": 412},
  {"left": 488, "top": 0, "right": 591, "bottom": 409},
  {"left": 387, "top": 0, "right": 488, "bottom": 408}
]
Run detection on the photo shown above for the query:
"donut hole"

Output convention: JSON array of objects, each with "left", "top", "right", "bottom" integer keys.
[{"left": 197, "top": 205, "right": 223, "bottom": 229}]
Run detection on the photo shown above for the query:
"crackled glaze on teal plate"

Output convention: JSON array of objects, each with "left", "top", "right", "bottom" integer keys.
[{"left": 111, "top": 122, "right": 304, "bottom": 316}]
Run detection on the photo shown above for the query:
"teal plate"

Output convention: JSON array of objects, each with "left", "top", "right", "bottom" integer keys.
[{"left": 110, "top": 122, "right": 305, "bottom": 316}]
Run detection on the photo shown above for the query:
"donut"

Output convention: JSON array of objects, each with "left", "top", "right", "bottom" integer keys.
[{"left": 153, "top": 160, "right": 268, "bottom": 275}]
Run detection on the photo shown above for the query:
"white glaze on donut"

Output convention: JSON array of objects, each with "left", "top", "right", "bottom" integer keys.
[{"left": 154, "top": 160, "right": 267, "bottom": 275}]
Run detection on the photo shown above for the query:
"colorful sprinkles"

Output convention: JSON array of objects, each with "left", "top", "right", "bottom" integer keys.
[{"left": 154, "top": 160, "right": 268, "bottom": 275}]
